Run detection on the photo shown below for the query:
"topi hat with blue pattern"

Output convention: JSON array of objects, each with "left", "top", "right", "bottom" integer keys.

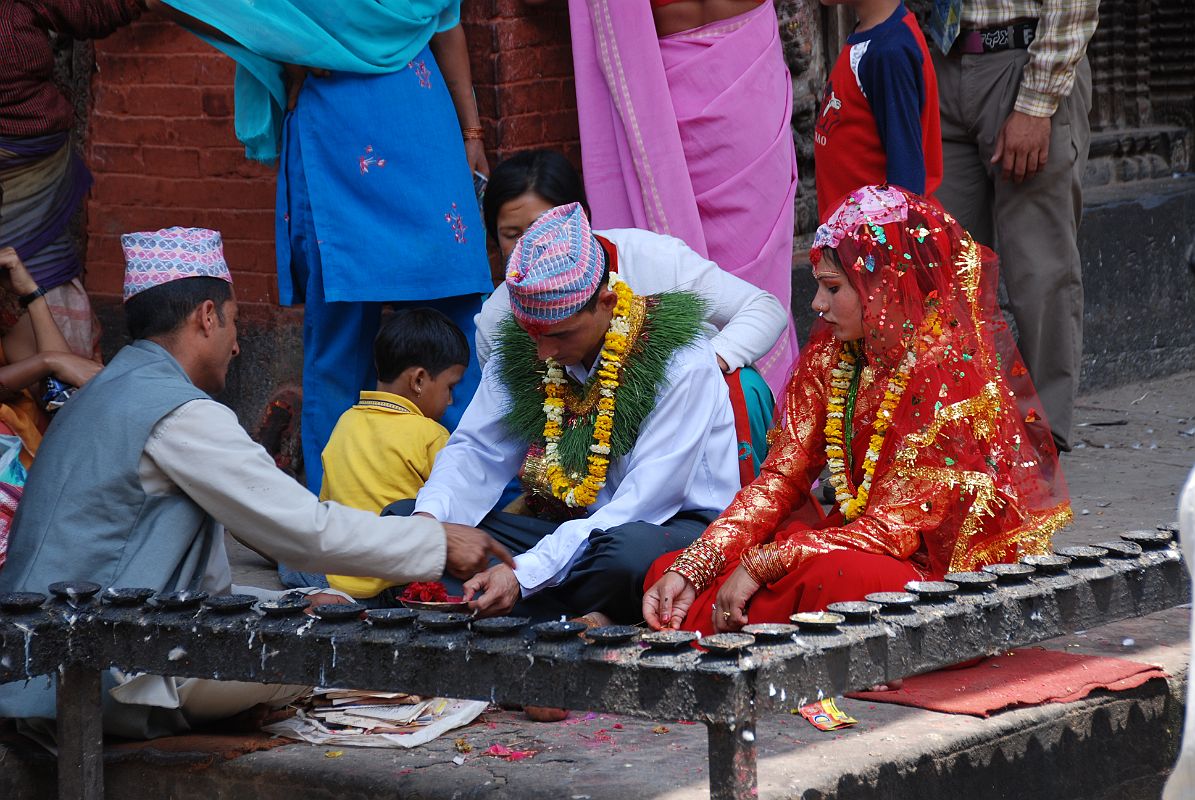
[
  {"left": 121, "top": 227, "right": 233, "bottom": 301},
  {"left": 504, "top": 203, "right": 605, "bottom": 327}
]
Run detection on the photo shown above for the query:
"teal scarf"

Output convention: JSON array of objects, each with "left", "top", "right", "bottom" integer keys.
[{"left": 162, "top": 1, "right": 460, "bottom": 163}]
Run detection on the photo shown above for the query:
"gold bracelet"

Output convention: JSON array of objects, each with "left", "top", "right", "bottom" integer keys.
[
  {"left": 461, "top": 126, "right": 485, "bottom": 141},
  {"left": 762, "top": 543, "right": 789, "bottom": 582},
  {"left": 741, "top": 543, "right": 788, "bottom": 586},
  {"left": 669, "top": 539, "right": 724, "bottom": 593},
  {"left": 740, "top": 549, "right": 769, "bottom": 585}
]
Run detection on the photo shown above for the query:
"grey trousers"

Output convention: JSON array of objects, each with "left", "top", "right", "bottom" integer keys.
[
  {"left": 932, "top": 48, "right": 1092, "bottom": 450},
  {"left": 383, "top": 500, "right": 712, "bottom": 623}
]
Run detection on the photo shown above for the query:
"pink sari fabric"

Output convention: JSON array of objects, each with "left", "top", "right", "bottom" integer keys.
[
  {"left": 569, "top": 0, "right": 799, "bottom": 393},
  {"left": 0, "top": 482, "right": 20, "bottom": 572}
]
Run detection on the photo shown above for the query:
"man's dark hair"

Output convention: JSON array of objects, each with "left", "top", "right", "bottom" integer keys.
[
  {"left": 578, "top": 260, "right": 611, "bottom": 315},
  {"left": 375, "top": 307, "right": 470, "bottom": 383},
  {"left": 126, "top": 277, "right": 233, "bottom": 340},
  {"left": 483, "top": 150, "right": 589, "bottom": 243}
]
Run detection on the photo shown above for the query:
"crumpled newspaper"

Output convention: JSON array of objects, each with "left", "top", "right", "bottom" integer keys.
[{"left": 264, "top": 695, "right": 488, "bottom": 748}]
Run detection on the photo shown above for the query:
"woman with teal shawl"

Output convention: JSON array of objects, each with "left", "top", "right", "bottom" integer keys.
[{"left": 154, "top": 2, "right": 495, "bottom": 512}]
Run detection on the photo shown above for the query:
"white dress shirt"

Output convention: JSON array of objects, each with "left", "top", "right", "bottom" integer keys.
[
  {"left": 414, "top": 337, "right": 739, "bottom": 593},
  {"left": 139, "top": 398, "right": 447, "bottom": 594},
  {"left": 474, "top": 228, "right": 787, "bottom": 372}
]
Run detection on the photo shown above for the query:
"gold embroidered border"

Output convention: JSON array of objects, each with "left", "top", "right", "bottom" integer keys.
[
  {"left": 893, "top": 462, "right": 1003, "bottom": 572},
  {"left": 963, "top": 503, "right": 1074, "bottom": 568},
  {"left": 894, "top": 382, "right": 1003, "bottom": 466}
]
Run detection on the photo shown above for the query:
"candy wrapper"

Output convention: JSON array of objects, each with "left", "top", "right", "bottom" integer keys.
[{"left": 796, "top": 698, "right": 858, "bottom": 731}]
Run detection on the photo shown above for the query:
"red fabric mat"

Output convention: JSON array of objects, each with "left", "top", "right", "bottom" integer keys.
[
  {"left": 846, "top": 647, "right": 1168, "bottom": 717},
  {"left": 101, "top": 732, "right": 293, "bottom": 770},
  {"left": 1, "top": 727, "right": 293, "bottom": 771}
]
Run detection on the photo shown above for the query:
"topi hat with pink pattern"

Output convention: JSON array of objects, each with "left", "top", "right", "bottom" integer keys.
[
  {"left": 121, "top": 227, "right": 233, "bottom": 301},
  {"left": 504, "top": 203, "right": 605, "bottom": 328}
]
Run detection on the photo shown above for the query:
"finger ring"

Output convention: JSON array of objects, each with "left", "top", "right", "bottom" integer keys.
[{"left": 721, "top": 611, "right": 731, "bottom": 620}]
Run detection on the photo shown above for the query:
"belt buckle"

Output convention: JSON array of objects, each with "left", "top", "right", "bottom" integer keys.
[
  {"left": 979, "top": 26, "right": 1013, "bottom": 52},
  {"left": 956, "top": 30, "right": 986, "bottom": 55}
]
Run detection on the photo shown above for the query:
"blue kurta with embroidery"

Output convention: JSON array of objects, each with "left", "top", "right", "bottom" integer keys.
[{"left": 275, "top": 50, "right": 493, "bottom": 305}]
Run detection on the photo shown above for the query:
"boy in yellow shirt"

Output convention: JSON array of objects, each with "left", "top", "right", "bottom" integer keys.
[{"left": 321, "top": 308, "right": 469, "bottom": 601}]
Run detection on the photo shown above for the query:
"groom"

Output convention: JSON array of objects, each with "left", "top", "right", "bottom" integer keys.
[{"left": 405, "top": 203, "right": 739, "bottom": 623}]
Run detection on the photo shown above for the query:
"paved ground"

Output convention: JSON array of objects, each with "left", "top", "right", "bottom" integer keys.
[{"left": 1055, "top": 370, "right": 1195, "bottom": 547}]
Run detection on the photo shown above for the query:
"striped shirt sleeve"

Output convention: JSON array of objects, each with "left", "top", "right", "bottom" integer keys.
[{"left": 1015, "top": 0, "right": 1099, "bottom": 116}]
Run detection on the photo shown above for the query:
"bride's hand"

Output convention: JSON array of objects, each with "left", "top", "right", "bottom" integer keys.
[
  {"left": 712, "top": 565, "right": 759, "bottom": 632},
  {"left": 642, "top": 571, "right": 695, "bottom": 630}
]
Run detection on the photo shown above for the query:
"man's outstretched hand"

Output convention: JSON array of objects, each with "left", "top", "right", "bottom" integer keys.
[
  {"left": 462, "top": 563, "right": 520, "bottom": 618},
  {"left": 443, "top": 523, "right": 513, "bottom": 581}
]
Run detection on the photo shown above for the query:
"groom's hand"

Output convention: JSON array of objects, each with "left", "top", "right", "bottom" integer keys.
[{"left": 463, "top": 564, "right": 520, "bottom": 618}]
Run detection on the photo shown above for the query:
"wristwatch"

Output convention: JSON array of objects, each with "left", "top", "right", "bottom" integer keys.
[{"left": 18, "top": 286, "right": 48, "bottom": 308}]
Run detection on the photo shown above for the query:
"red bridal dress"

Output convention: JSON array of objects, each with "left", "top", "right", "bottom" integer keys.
[{"left": 646, "top": 185, "right": 1071, "bottom": 635}]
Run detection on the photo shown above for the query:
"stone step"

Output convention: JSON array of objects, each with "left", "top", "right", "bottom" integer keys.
[{"left": 1, "top": 606, "right": 1187, "bottom": 800}]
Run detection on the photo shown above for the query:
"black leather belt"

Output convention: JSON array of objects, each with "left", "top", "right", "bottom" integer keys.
[{"left": 955, "top": 19, "right": 1038, "bottom": 54}]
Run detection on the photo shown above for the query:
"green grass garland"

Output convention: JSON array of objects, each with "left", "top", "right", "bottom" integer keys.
[{"left": 495, "top": 291, "right": 707, "bottom": 477}]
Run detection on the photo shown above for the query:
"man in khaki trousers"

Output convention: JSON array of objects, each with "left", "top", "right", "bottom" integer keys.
[{"left": 930, "top": 1, "right": 1099, "bottom": 451}]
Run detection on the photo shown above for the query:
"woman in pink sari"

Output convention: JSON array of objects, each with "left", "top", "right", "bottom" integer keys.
[{"left": 560, "top": 0, "right": 801, "bottom": 395}]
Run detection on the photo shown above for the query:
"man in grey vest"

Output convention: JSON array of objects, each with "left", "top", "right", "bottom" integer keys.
[{"left": 0, "top": 227, "right": 510, "bottom": 740}]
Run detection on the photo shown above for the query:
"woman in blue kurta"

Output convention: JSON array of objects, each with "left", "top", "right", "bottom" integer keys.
[{"left": 155, "top": 1, "right": 494, "bottom": 495}]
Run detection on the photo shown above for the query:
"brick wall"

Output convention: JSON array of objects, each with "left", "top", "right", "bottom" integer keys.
[
  {"left": 81, "top": 4, "right": 579, "bottom": 312},
  {"left": 463, "top": 0, "right": 580, "bottom": 165},
  {"left": 84, "top": 18, "right": 277, "bottom": 306}
]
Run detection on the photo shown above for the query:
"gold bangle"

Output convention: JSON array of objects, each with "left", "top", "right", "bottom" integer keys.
[
  {"left": 740, "top": 549, "right": 769, "bottom": 585},
  {"left": 669, "top": 539, "right": 724, "bottom": 594},
  {"left": 741, "top": 544, "right": 787, "bottom": 586},
  {"left": 461, "top": 126, "right": 485, "bottom": 141}
]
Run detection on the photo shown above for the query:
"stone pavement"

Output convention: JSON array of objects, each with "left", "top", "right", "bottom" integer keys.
[
  {"left": 1054, "top": 370, "right": 1195, "bottom": 548},
  {"left": 3, "top": 371, "right": 1192, "bottom": 799}
]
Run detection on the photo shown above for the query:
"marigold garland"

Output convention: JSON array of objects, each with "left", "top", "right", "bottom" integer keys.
[
  {"left": 541, "top": 273, "right": 634, "bottom": 509},
  {"left": 825, "top": 342, "right": 914, "bottom": 521}
]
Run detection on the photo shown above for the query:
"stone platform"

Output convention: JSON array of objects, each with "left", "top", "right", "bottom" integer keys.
[{"left": 1, "top": 608, "right": 1186, "bottom": 800}]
